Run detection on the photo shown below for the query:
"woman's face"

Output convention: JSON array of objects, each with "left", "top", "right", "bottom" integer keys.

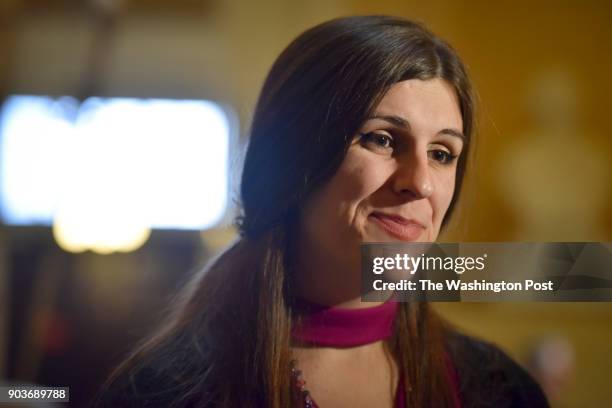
[{"left": 299, "top": 78, "right": 464, "bottom": 266}]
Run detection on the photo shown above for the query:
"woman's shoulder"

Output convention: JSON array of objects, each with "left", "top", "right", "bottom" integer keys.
[
  {"left": 92, "top": 338, "right": 219, "bottom": 408},
  {"left": 447, "top": 331, "right": 550, "bottom": 408},
  {"left": 93, "top": 361, "right": 181, "bottom": 407}
]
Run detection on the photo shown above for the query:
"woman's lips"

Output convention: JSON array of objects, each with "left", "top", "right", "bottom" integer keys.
[{"left": 369, "top": 212, "right": 426, "bottom": 241}]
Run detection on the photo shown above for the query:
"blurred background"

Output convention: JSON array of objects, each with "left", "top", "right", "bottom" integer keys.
[{"left": 0, "top": 0, "right": 610, "bottom": 406}]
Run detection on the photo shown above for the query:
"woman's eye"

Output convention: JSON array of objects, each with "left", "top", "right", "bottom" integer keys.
[
  {"left": 428, "top": 149, "right": 457, "bottom": 165},
  {"left": 359, "top": 132, "right": 395, "bottom": 152}
]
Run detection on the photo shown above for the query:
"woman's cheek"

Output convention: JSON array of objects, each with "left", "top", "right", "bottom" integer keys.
[
  {"left": 334, "top": 152, "right": 390, "bottom": 203},
  {"left": 433, "top": 172, "right": 457, "bottom": 228}
]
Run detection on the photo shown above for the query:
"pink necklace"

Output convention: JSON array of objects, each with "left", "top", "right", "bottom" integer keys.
[{"left": 290, "top": 358, "right": 314, "bottom": 408}]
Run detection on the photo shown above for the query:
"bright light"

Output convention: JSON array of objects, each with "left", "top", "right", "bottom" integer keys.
[{"left": 0, "top": 95, "right": 231, "bottom": 253}]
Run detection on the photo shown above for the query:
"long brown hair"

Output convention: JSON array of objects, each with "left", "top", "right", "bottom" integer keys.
[{"left": 97, "top": 15, "right": 474, "bottom": 407}]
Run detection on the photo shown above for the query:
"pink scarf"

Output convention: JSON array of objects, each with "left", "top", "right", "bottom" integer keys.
[{"left": 291, "top": 299, "right": 461, "bottom": 407}]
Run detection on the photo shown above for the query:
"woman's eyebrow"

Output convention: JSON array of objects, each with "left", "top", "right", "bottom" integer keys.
[
  {"left": 438, "top": 128, "right": 465, "bottom": 142},
  {"left": 368, "top": 114, "right": 465, "bottom": 142},
  {"left": 369, "top": 114, "right": 410, "bottom": 129}
]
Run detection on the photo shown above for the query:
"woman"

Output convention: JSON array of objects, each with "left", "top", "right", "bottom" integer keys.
[{"left": 95, "top": 15, "right": 549, "bottom": 407}]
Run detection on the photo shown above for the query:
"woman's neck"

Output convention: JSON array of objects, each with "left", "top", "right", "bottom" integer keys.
[
  {"left": 292, "top": 230, "right": 397, "bottom": 308},
  {"left": 292, "top": 235, "right": 387, "bottom": 308}
]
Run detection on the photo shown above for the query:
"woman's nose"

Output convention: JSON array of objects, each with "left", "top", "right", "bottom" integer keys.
[{"left": 392, "top": 152, "right": 433, "bottom": 199}]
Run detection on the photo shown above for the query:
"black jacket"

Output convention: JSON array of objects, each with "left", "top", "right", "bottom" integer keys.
[
  {"left": 447, "top": 333, "right": 549, "bottom": 408},
  {"left": 94, "top": 333, "right": 549, "bottom": 407}
]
